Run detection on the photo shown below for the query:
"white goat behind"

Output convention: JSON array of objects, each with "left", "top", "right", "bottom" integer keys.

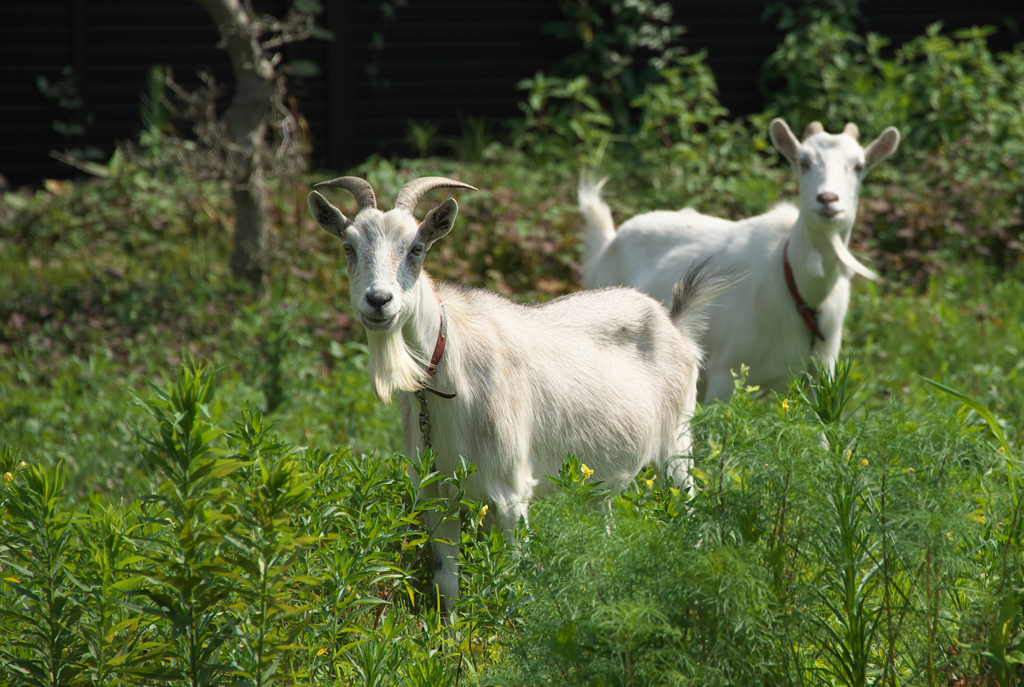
[
  {"left": 581, "top": 118, "right": 899, "bottom": 401},
  {"left": 308, "top": 176, "right": 730, "bottom": 614}
]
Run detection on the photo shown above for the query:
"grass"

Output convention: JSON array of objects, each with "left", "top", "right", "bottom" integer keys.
[{"left": 1, "top": 126, "right": 1023, "bottom": 686}]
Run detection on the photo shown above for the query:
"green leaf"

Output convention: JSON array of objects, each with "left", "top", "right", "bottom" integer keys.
[
  {"left": 919, "top": 375, "right": 1012, "bottom": 456},
  {"left": 283, "top": 59, "right": 320, "bottom": 78}
]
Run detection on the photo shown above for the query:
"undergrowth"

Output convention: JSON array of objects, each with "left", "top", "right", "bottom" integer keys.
[
  {"left": 1, "top": 9, "right": 1024, "bottom": 687},
  {"left": 3, "top": 355, "right": 1023, "bottom": 685}
]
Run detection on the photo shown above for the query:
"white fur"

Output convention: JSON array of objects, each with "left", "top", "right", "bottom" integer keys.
[
  {"left": 308, "top": 181, "right": 729, "bottom": 615},
  {"left": 365, "top": 329, "right": 425, "bottom": 403},
  {"left": 581, "top": 118, "right": 900, "bottom": 401}
]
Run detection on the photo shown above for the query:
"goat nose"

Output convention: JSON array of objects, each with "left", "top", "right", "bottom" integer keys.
[
  {"left": 817, "top": 191, "right": 839, "bottom": 205},
  {"left": 365, "top": 290, "right": 393, "bottom": 309}
]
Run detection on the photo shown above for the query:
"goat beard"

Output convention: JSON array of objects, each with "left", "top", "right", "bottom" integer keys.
[
  {"left": 829, "top": 232, "right": 879, "bottom": 281},
  {"left": 366, "top": 328, "right": 427, "bottom": 403}
]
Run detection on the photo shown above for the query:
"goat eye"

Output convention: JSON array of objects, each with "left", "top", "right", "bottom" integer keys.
[
  {"left": 410, "top": 245, "right": 424, "bottom": 257},
  {"left": 854, "top": 162, "right": 865, "bottom": 173},
  {"left": 343, "top": 244, "right": 355, "bottom": 257},
  {"left": 799, "top": 159, "right": 811, "bottom": 172}
]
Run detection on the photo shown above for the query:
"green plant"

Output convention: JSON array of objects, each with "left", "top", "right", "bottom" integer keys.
[
  {"left": 513, "top": 73, "right": 615, "bottom": 165},
  {"left": 543, "top": 0, "right": 686, "bottom": 131},
  {"left": 0, "top": 461, "right": 84, "bottom": 687},
  {"left": 762, "top": 20, "right": 1024, "bottom": 154},
  {"left": 764, "top": 0, "right": 862, "bottom": 32},
  {"left": 813, "top": 477, "right": 882, "bottom": 687},
  {"left": 545, "top": 454, "right": 611, "bottom": 506},
  {"left": 919, "top": 376, "right": 1024, "bottom": 686},
  {"left": 73, "top": 504, "right": 157, "bottom": 686},
  {"left": 130, "top": 362, "right": 242, "bottom": 686},
  {"left": 760, "top": 20, "right": 1024, "bottom": 281},
  {"left": 760, "top": 16, "right": 888, "bottom": 132},
  {"left": 232, "top": 298, "right": 314, "bottom": 415},
  {"left": 447, "top": 115, "right": 496, "bottom": 163},
  {"left": 457, "top": 526, "right": 525, "bottom": 671},
  {"left": 630, "top": 53, "right": 782, "bottom": 214},
  {"left": 5, "top": 17, "right": 1024, "bottom": 683},
  {"left": 304, "top": 446, "right": 421, "bottom": 682},
  {"left": 631, "top": 51, "right": 728, "bottom": 150},
  {"left": 796, "top": 354, "right": 865, "bottom": 427},
  {"left": 37, "top": 65, "right": 103, "bottom": 161},
  {"left": 220, "top": 410, "right": 318, "bottom": 686},
  {"left": 405, "top": 120, "right": 441, "bottom": 158}
]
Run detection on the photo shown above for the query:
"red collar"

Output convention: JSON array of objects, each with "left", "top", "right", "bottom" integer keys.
[
  {"left": 426, "top": 294, "right": 448, "bottom": 375},
  {"left": 783, "top": 240, "right": 826, "bottom": 343},
  {"left": 422, "top": 295, "right": 455, "bottom": 398}
]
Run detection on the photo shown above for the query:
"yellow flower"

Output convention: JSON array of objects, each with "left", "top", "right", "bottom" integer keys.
[
  {"left": 16, "top": 461, "right": 27, "bottom": 470},
  {"left": 998, "top": 446, "right": 1006, "bottom": 454},
  {"left": 317, "top": 646, "right": 329, "bottom": 656},
  {"left": 781, "top": 399, "right": 789, "bottom": 412},
  {"left": 645, "top": 478, "right": 654, "bottom": 489},
  {"left": 479, "top": 504, "right": 489, "bottom": 519},
  {"left": 843, "top": 449, "right": 852, "bottom": 461},
  {"left": 860, "top": 459, "right": 869, "bottom": 467},
  {"left": 580, "top": 464, "right": 594, "bottom": 480},
  {"left": 2, "top": 472, "right": 12, "bottom": 483}
]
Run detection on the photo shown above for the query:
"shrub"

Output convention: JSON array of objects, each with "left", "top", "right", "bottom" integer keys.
[
  {"left": 494, "top": 365, "right": 1022, "bottom": 686},
  {"left": 762, "top": 20, "right": 1024, "bottom": 279},
  {"left": 542, "top": 0, "right": 687, "bottom": 131},
  {"left": 0, "top": 363, "right": 516, "bottom": 685}
]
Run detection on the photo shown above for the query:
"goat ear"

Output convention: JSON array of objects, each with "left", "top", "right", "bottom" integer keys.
[
  {"left": 307, "top": 191, "right": 352, "bottom": 239},
  {"left": 418, "top": 198, "right": 459, "bottom": 246},
  {"left": 769, "top": 118, "right": 800, "bottom": 163},
  {"left": 864, "top": 127, "right": 900, "bottom": 170}
]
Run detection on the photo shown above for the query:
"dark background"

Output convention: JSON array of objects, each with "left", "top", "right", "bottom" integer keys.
[{"left": 2, "top": 0, "right": 1022, "bottom": 187}]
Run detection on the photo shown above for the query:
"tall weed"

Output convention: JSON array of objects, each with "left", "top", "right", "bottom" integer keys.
[{"left": 0, "top": 462, "right": 83, "bottom": 687}]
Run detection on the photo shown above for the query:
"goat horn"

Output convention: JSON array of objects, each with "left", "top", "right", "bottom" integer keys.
[
  {"left": 313, "top": 176, "right": 377, "bottom": 212},
  {"left": 843, "top": 123, "right": 860, "bottom": 141},
  {"left": 802, "top": 121, "right": 825, "bottom": 140},
  {"left": 394, "top": 177, "right": 478, "bottom": 213}
]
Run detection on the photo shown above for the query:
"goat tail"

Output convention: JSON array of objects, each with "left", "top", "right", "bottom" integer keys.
[
  {"left": 578, "top": 171, "right": 615, "bottom": 283},
  {"left": 669, "top": 258, "right": 741, "bottom": 364}
]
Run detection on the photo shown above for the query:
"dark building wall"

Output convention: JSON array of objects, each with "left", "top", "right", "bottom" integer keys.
[
  {"left": 0, "top": 0, "right": 567, "bottom": 187},
  {"left": 669, "top": 0, "right": 1024, "bottom": 120},
  {"left": 858, "top": 0, "right": 1024, "bottom": 44},
  {"left": 1, "top": 0, "right": 234, "bottom": 186},
  {"left": 335, "top": 0, "right": 568, "bottom": 165},
  {"left": 1, "top": 1, "right": 77, "bottom": 186},
  {"left": 1, "top": 1, "right": 1022, "bottom": 188},
  {"left": 670, "top": 1, "right": 785, "bottom": 117}
]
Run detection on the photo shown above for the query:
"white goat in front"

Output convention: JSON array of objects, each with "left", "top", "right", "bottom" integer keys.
[
  {"left": 581, "top": 118, "right": 899, "bottom": 401},
  {"left": 308, "top": 176, "right": 730, "bottom": 614}
]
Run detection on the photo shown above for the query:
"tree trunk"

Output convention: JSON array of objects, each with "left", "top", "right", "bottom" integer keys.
[{"left": 192, "top": 0, "right": 275, "bottom": 293}]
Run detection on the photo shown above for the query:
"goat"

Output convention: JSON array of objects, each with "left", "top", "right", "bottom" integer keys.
[
  {"left": 580, "top": 118, "right": 899, "bottom": 401},
  {"left": 307, "top": 176, "right": 730, "bottom": 613}
]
